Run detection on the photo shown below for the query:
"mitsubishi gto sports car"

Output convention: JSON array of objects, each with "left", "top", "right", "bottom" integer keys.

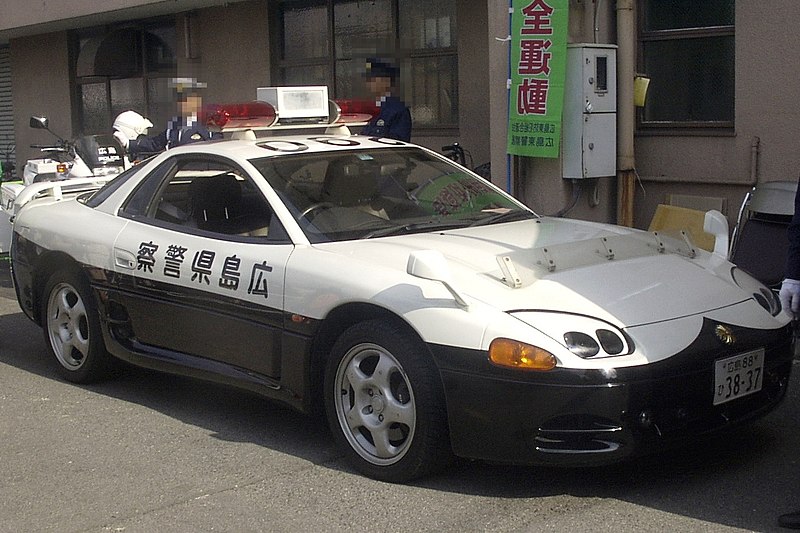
[{"left": 10, "top": 134, "right": 793, "bottom": 482}]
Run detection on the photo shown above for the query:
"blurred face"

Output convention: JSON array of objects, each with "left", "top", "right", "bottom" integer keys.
[
  {"left": 178, "top": 93, "right": 203, "bottom": 116},
  {"left": 367, "top": 76, "right": 393, "bottom": 99}
]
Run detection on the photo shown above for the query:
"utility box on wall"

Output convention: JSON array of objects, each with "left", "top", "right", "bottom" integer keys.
[{"left": 562, "top": 44, "right": 617, "bottom": 179}]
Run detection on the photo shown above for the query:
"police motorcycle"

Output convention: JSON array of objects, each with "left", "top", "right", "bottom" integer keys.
[
  {"left": 23, "top": 115, "right": 126, "bottom": 185},
  {"left": 0, "top": 116, "right": 128, "bottom": 254}
]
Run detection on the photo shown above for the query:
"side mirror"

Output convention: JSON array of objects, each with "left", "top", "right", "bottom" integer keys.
[
  {"left": 703, "top": 209, "right": 730, "bottom": 258},
  {"left": 407, "top": 250, "right": 469, "bottom": 310},
  {"left": 29, "top": 116, "right": 48, "bottom": 129}
]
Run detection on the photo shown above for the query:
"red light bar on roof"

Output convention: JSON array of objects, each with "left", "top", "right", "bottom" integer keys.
[
  {"left": 203, "top": 101, "right": 278, "bottom": 130},
  {"left": 202, "top": 93, "right": 377, "bottom": 136},
  {"left": 334, "top": 99, "right": 380, "bottom": 124}
]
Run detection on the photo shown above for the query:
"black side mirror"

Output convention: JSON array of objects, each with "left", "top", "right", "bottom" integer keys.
[{"left": 29, "top": 116, "right": 48, "bottom": 129}]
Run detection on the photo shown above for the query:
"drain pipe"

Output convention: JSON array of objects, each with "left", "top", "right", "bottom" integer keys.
[
  {"left": 616, "top": 0, "right": 636, "bottom": 227},
  {"left": 750, "top": 136, "right": 760, "bottom": 185}
]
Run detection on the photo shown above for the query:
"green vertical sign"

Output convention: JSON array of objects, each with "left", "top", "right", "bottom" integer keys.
[{"left": 508, "top": 0, "right": 569, "bottom": 158}]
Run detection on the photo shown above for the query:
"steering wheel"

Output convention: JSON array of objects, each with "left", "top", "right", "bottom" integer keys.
[{"left": 297, "top": 202, "right": 335, "bottom": 221}]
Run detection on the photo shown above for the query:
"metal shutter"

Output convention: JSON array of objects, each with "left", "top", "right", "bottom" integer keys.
[{"left": 0, "top": 46, "right": 15, "bottom": 180}]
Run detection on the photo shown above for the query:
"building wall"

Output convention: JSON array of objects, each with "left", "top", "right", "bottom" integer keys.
[
  {"left": 11, "top": 32, "right": 73, "bottom": 170},
  {"left": 1, "top": 0, "right": 166, "bottom": 31},
  {"left": 9, "top": 0, "right": 797, "bottom": 238},
  {"left": 403, "top": 0, "right": 491, "bottom": 162},
  {"left": 633, "top": 0, "right": 800, "bottom": 230},
  {"left": 0, "top": 0, "right": 251, "bottom": 42},
  {"left": 8, "top": 1, "right": 486, "bottom": 170},
  {"left": 487, "top": 0, "right": 511, "bottom": 192},
  {"left": 454, "top": 0, "right": 490, "bottom": 170},
  {"left": 184, "top": 1, "right": 273, "bottom": 103}
]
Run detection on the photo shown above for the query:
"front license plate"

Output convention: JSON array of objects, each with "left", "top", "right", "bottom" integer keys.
[{"left": 713, "top": 349, "right": 764, "bottom": 406}]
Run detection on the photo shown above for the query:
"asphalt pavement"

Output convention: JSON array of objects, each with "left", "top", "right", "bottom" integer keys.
[{"left": 0, "top": 258, "right": 798, "bottom": 532}]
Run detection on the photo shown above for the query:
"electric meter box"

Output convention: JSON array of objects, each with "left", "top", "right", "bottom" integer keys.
[{"left": 562, "top": 44, "right": 617, "bottom": 179}]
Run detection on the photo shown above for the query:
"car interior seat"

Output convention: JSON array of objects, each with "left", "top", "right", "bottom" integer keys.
[
  {"left": 190, "top": 173, "right": 242, "bottom": 232},
  {"left": 188, "top": 173, "right": 270, "bottom": 236},
  {"left": 321, "top": 157, "right": 380, "bottom": 206},
  {"left": 320, "top": 157, "right": 387, "bottom": 218}
]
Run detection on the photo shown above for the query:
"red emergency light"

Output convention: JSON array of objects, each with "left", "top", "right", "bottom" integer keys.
[
  {"left": 334, "top": 99, "right": 380, "bottom": 124},
  {"left": 202, "top": 98, "right": 376, "bottom": 134},
  {"left": 203, "top": 101, "right": 278, "bottom": 130}
]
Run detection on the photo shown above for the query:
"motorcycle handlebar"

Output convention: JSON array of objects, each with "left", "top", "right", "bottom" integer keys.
[
  {"left": 30, "top": 145, "right": 67, "bottom": 151},
  {"left": 441, "top": 143, "right": 466, "bottom": 165}
]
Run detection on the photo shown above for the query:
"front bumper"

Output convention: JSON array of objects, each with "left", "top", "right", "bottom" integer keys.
[{"left": 429, "top": 319, "right": 794, "bottom": 466}]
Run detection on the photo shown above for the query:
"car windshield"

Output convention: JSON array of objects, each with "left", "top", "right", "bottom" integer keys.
[{"left": 250, "top": 147, "right": 535, "bottom": 243}]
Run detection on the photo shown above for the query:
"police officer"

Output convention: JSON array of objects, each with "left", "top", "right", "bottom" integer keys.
[
  {"left": 126, "top": 78, "right": 221, "bottom": 157},
  {"left": 112, "top": 110, "right": 153, "bottom": 162},
  {"left": 778, "top": 179, "right": 800, "bottom": 530},
  {"left": 360, "top": 59, "right": 412, "bottom": 142}
]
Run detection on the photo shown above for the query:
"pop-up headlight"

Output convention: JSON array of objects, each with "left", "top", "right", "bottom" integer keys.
[
  {"left": 731, "top": 267, "right": 781, "bottom": 316},
  {"left": 511, "top": 311, "right": 632, "bottom": 359}
]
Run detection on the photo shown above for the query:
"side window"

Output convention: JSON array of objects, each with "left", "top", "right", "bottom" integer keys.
[
  {"left": 124, "top": 157, "right": 287, "bottom": 241},
  {"left": 122, "top": 159, "right": 174, "bottom": 216}
]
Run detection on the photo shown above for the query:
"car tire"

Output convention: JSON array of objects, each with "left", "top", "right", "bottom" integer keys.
[
  {"left": 324, "top": 319, "right": 453, "bottom": 482},
  {"left": 41, "top": 267, "right": 113, "bottom": 383}
]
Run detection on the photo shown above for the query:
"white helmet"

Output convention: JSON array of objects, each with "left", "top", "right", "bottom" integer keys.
[{"left": 113, "top": 110, "right": 154, "bottom": 141}]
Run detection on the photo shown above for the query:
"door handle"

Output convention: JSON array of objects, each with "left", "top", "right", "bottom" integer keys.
[{"left": 114, "top": 248, "right": 136, "bottom": 270}]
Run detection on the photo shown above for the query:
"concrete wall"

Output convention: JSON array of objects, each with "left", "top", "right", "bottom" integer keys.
[
  {"left": 0, "top": 0, "right": 252, "bottom": 44},
  {"left": 185, "top": 1, "right": 273, "bottom": 103},
  {"left": 11, "top": 32, "right": 73, "bottom": 170},
  {"left": 1, "top": 0, "right": 166, "bottom": 30},
  {"left": 454, "top": 0, "right": 490, "bottom": 169}
]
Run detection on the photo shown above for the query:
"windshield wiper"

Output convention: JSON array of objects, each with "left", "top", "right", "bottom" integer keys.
[
  {"left": 361, "top": 219, "right": 472, "bottom": 239},
  {"left": 468, "top": 209, "right": 537, "bottom": 227}
]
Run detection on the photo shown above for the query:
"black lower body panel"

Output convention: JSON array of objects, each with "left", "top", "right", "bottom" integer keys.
[{"left": 430, "top": 322, "right": 793, "bottom": 466}]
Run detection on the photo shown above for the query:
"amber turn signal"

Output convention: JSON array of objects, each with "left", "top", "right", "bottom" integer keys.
[{"left": 488, "top": 338, "right": 557, "bottom": 371}]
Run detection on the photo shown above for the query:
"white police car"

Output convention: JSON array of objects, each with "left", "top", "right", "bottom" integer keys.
[{"left": 9, "top": 99, "right": 794, "bottom": 483}]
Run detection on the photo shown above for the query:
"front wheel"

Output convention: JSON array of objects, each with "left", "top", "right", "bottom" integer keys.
[
  {"left": 41, "top": 268, "right": 114, "bottom": 383},
  {"left": 324, "top": 319, "right": 452, "bottom": 482}
]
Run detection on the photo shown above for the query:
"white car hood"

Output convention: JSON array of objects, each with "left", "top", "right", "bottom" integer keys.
[{"left": 317, "top": 217, "right": 749, "bottom": 328}]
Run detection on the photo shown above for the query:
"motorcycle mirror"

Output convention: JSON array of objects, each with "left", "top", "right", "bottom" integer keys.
[{"left": 29, "top": 116, "right": 49, "bottom": 129}]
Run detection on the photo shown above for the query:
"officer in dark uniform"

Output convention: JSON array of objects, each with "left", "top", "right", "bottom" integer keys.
[
  {"left": 777, "top": 179, "right": 800, "bottom": 530},
  {"left": 128, "top": 77, "right": 222, "bottom": 158},
  {"left": 360, "top": 59, "right": 412, "bottom": 142}
]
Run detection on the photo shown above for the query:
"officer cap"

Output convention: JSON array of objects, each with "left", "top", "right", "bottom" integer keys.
[
  {"left": 170, "top": 77, "right": 208, "bottom": 93},
  {"left": 365, "top": 59, "right": 398, "bottom": 81}
]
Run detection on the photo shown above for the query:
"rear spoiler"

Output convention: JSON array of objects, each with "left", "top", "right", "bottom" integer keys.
[{"left": 10, "top": 177, "right": 109, "bottom": 216}]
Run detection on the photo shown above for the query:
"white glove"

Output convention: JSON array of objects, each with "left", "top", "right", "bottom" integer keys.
[
  {"left": 779, "top": 278, "right": 800, "bottom": 317},
  {"left": 113, "top": 130, "right": 130, "bottom": 149}
]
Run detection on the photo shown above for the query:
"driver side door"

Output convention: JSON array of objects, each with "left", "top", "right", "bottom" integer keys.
[{"left": 110, "top": 153, "right": 293, "bottom": 379}]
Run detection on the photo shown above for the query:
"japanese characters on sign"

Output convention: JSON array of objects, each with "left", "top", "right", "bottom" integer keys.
[{"left": 508, "top": 0, "right": 569, "bottom": 158}]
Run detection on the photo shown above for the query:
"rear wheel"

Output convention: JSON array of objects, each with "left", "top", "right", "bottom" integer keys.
[
  {"left": 41, "top": 268, "right": 113, "bottom": 383},
  {"left": 324, "top": 319, "right": 452, "bottom": 482}
]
